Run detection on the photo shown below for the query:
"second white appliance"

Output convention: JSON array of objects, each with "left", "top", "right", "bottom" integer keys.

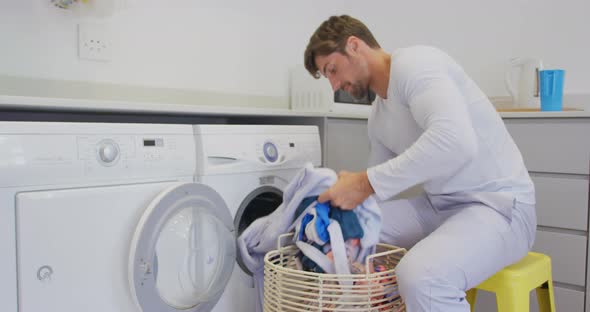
[{"left": 193, "top": 125, "right": 322, "bottom": 312}]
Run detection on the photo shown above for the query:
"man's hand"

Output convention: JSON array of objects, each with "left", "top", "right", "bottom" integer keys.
[{"left": 317, "top": 170, "right": 375, "bottom": 210}]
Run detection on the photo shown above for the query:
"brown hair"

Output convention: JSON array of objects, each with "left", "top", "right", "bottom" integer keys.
[{"left": 304, "top": 15, "right": 381, "bottom": 78}]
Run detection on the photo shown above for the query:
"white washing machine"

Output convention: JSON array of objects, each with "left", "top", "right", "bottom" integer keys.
[
  {"left": 0, "top": 122, "right": 237, "bottom": 312},
  {"left": 193, "top": 125, "right": 322, "bottom": 312}
]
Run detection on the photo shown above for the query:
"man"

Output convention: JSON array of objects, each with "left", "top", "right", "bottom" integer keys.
[{"left": 305, "top": 15, "right": 536, "bottom": 311}]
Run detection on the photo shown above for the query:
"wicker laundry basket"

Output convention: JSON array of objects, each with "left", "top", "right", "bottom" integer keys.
[{"left": 263, "top": 234, "right": 407, "bottom": 311}]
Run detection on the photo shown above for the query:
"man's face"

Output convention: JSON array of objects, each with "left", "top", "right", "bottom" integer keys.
[{"left": 315, "top": 50, "right": 370, "bottom": 100}]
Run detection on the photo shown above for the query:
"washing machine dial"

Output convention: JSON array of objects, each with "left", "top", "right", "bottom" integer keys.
[
  {"left": 97, "top": 139, "right": 120, "bottom": 166},
  {"left": 263, "top": 142, "right": 278, "bottom": 163}
]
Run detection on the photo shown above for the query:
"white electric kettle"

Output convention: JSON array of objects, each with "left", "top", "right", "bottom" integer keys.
[{"left": 504, "top": 57, "right": 543, "bottom": 108}]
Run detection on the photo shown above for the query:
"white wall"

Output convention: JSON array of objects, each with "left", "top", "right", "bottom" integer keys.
[{"left": 0, "top": 0, "right": 588, "bottom": 105}]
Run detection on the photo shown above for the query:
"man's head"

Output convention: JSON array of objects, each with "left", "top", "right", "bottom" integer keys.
[{"left": 304, "top": 15, "right": 381, "bottom": 99}]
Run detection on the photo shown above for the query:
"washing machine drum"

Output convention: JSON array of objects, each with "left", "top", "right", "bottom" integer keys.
[{"left": 129, "top": 183, "right": 236, "bottom": 312}]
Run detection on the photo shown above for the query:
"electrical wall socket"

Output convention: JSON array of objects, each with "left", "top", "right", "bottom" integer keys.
[{"left": 77, "top": 23, "right": 111, "bottom": 62}]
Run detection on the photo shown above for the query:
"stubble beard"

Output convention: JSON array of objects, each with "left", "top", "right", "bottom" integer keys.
[{"left": 349, "top": 82, "right": 369, "bottom": 100}]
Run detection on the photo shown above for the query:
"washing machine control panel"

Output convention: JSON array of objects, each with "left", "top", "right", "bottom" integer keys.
[
  {"left": 262, "top": 141, "right": 279, "bottom": 163},
  {"left": 75, "top": 134, "right": 195, "bottom": 178},
  {"left": 77, "top": 136, "right": 134, "bottom": 171},
  {"left": 195, "top": 125, "right": 322, "bottom": 175},
  {"left": 0, "top": 123, "right": 196, "bottom": 188},
  {"left": 79, "top": 136, "right": 180, "bottom": 167},
  {"left": 96, "top": 139, "right": 120, "bottom": 166},
  {"left": 252, "top": 135, "right": 319, "bottom": 166}
]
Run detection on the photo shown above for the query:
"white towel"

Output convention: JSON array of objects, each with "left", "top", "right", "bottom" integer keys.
[{"left": 236, "top": 162, "right": 382, "bottom": 312}]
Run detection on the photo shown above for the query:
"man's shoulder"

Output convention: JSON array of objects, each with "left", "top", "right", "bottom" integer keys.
[
  {"left": 389, "top": 45, "right": 457, "bottom": 99},
  {"left": 393, "top": 45, "right": 448, "bottom": 67},
  {"left": 398, "top": 45, "right": 445, "bottom": 54},
  {"left": 391, "top": 45, "right": 451, "bottom": 79}
]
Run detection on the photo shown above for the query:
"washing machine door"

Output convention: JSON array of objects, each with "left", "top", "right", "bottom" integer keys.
[{"left": 129, "top": 182, "right": 235, "bottom": 312}]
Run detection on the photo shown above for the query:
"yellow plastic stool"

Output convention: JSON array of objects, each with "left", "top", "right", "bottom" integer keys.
[{"left": 466, "top": 252, "right": 556, "bottom": 312}]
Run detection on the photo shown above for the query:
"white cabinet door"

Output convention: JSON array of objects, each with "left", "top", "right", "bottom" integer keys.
[
  {"left": 532, "top": 174, "right": 589, "bottom": 230},
  {"left": 504, "top": 119, "right": 590, "bottom": 174}
]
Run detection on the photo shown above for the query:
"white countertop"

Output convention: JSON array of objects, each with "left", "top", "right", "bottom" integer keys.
[
  {"left": 1, "top": 95, "right": 589, "bottom": 119},
  {"left": 497, "top": 110, "right": 590, "bottom": 118},
  {"left": 0, "top": 95, "right": 320, "bottom": 117}
]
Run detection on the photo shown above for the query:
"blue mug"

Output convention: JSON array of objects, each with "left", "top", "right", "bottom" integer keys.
[{"left": 539, "top": 69, "right": 565, "bottom": 111}]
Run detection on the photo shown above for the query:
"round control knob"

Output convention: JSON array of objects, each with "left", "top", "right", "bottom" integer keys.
[
  {"left": 97, "top": 140, "right": 120, "bottom": 165},
  {"left": 263, "top": 142, "right": 278, "bottom": 163}
]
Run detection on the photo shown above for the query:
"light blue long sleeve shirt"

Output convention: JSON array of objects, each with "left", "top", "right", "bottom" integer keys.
[{"left": 366, "top": 46, "right": 535, "bottom": 220}]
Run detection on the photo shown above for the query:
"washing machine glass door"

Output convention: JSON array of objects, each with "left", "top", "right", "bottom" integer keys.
[{"left": 129, "top": 182, "right": 235, "bottom": 312}]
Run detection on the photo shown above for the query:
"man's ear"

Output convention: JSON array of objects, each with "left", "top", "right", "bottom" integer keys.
[{"left": 346, "top": 36, "right": 360, "bottom": 55}]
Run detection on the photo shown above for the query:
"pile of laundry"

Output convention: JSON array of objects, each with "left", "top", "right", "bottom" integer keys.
[
  {"left": 293, "top": 197, "right": 374, "bottom": 275},
  {"left": 237, "top": 163, "right": 386, "bottom": 311}
]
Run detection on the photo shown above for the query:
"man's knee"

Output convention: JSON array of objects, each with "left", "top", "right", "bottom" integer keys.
[
  {"left": 396, "top": 251, "right": 468, "bottom": 305},
  {"left": 395, "top": 255, "right": 433, "bottom": 301}
]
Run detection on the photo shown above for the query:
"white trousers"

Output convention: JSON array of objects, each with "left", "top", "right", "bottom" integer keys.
[{"left": 378, "top": 195, "right": 537, "bottom": 312}]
